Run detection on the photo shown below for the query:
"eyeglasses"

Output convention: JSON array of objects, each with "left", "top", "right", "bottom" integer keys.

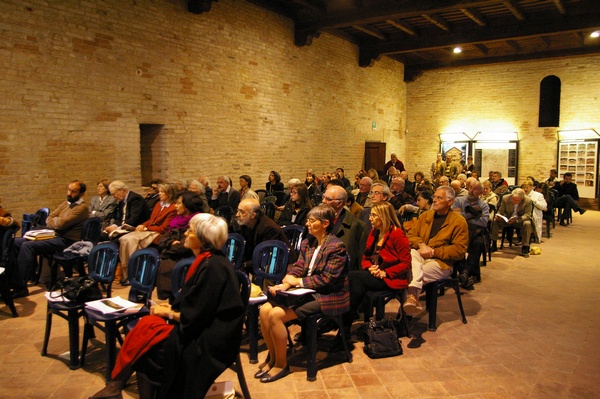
[
  {"left": 368, "top": 213, "right": 379, "bottom": 219},
  {"left": 370, "top": 191, "right": 383, "bottom": 195},
  {"left": 322, "top": 196, "right": 342, "bottom": 202},
  {"left": 307, "top": 218, "right": 321, "bottom": 224}
]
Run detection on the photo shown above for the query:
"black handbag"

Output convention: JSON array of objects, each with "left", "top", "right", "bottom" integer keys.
[
  {"left": 363, "top": 317, "right": 403, "bottom": 359},
  {"left": 50, "top": 276, "right": 102, "bottom": 303}
]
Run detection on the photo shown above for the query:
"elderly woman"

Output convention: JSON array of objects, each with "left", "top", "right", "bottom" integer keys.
[
  {"left": 278, "top": 183, "right": 313, "bottom": 226},
  {"left": 256, "top": 204, "right": 349, "bottom": 383},
  {"left": 188, "top": 180, "right": 210, "bottom": 213},
  {"left": 118, "top": 184, "right": 177, "bottom": 283},
  {"left": 481, "top": 180, "right": 499, "bottom": 210},
  {"left": 522, "top": 179, "right": 547, "bottom": 243},
  {"left": 90, "top": 213, "right": 245, "bottom": 399},
  {"left": 89, "top": 179, "right": 118, "bottom": 228},
  {"left": 348, "top": 202, "right": 412, "bottom": 323}
]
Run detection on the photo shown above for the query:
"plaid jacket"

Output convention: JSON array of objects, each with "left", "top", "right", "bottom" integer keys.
[{"left": 289, "top": 233, "right": 350, "bottom": 316}]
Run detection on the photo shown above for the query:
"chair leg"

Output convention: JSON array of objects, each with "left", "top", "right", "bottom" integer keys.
[
  {"left": 232, "top": 354, "right": 252, "bottom": 399},
  {"left": 105, "top": 321, "right": 118, "bottom": 381},
  {"left": 66, "top": 308, "right": 81, "bottom": 370},
  {"left": 0, "top": 275, "right": 18, "bottom": 317},
  {"left": 247, "top": 304, "right": 260, "bottom": 364},
  {"left": 306, "top": 315, "right": 318, "bottom": 381},
  {"left": 335, "top": 315, "right": 352, "bottom": 363},
  {"left": 41, "top": 305, "right": 53, "bottom": 356},
  {"left": 450, "top": 281, "right": 468, "bottom": 324},
  {"left": 425, "top": 284, "right": 438, "bottom": 332}
]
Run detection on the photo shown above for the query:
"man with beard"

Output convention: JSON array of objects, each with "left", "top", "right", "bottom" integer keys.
[
  {"left": 233, "top": 198, "right": 291, "bottom": 271},
  {"left": 11, "top": 180, "right": 90, "bottom": 297}
]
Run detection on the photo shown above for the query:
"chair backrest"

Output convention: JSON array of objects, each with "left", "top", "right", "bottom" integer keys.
[
  {"left": 0, "top": 225, "right": 19, "bottom": 267},
  {"left": 264, "top": 195, "right": 277, "bottom": 204},
  {"left": 235, "top": 269, "right": 250, "bottom": 309},
  {"left": 35, "top": 207, "right": 50, "bottom": 226},
  {"left": 214, "top": 205, "right": 234, "bottom": 225},
  {"left": 252, "top": 240, "right": 290, "bottom": 289},
  {"left": 21, "top": 207, "right": 50, "bottom": 236},
  {"left": 222, "top": 233, "right": 246, "bottom": 270},
  {"left": 281, "top": 225, "right": 304, "bottom": 252},
  {"left": 310, "top": 193, "right": 322, "bottom": 206},
  {"left": 255, "top": 189, "right": 267, "bottom": 203},
  {"left": 81, "top": 217, "right": 103, "bottom": 244},
  {"left": 260, "top": 202, "right": 276, "bottom": 220},
  {"left": 87, "top": 242, "right": 119, "bottom": 296},
  {"left": 127, "top": 247, "right": 161, "bottom": 305},
  {"left": 272, "top": 191, "right": 287, "bottom": 206},
  {"left": 171, "top": 257, "right": 195, "bottom": 299}
]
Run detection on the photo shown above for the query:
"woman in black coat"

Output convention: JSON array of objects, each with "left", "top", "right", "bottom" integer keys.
[{"left": 90, "top": 213, "right": 245, "bottom": 399}]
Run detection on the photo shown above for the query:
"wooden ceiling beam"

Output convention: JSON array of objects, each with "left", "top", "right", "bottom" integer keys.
[
  {"left": 506, "top": 39, "right": 519, "bottom": 51},
  {"left": 421, "top": 14, "right": 451, "bottom": 31},
  {"left": 474, "top": 43, "right": 488, "bottom": 55},
  {"left": 502, "top": 0, "right": 526, "bottom": 22},
  {"left": 386, "top": 19, "right": 417, "bottom": 36},
  {"left": 553, "top": 0, "right": 567, "bottom": 15},
  {"left": 460, "top": 8, "right": 486, "bottom": 26},
  {"left": 352, "top": 24, "right": 387, "bottom": 40}
]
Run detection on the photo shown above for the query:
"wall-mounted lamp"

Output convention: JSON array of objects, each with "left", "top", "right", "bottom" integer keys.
[
  {"left": 557, "top": 128, "right": 599, "bottom": 140},
  {"left": 473, "top": 131, "right": 519, "bottom": 141},
  {"left": 439, "top": 132, "right": 472, "bottom": 142},
  {"left": 591, "top": 31, "right": 600, "bottom": 38}
]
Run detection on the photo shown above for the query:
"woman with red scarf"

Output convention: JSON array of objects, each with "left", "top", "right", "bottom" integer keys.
[{"left": 90, "top": 213, "right": 245, "bottom": 399}]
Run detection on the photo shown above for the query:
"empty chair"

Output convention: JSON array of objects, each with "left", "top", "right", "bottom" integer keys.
[
  {"left": 81, "top": 247, "right": 160, "bottom": 380},
  {"left": 222, "top": 233, "right": 245, "bottom": 270},
  {"left": 41, "top": 242, "right": 119, "bottom": 369},
  {"left": 21, "top": 207, "right": 49, "bottom": 237},
  {"left": 0, "top": 225, "right": 19, "bottom": 317}
]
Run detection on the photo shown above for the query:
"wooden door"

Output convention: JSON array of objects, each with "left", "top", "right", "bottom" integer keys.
[{"left": 364, "top": 142, "right": 386, "bottom": 176}]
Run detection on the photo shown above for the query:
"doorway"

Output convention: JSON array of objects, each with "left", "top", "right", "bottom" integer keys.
[{"left": 364, "top": 142, "right": 386, "bottom": 176}]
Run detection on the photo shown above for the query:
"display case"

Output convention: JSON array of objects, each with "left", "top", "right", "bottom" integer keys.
[{"left": 557, "top": 129, "right": 599, "bottom": 199}]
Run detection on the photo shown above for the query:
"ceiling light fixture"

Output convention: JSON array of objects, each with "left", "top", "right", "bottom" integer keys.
[
  {"left": 591, "top": 30, "right": 600, "bottom": 38},
  {"left": 453, "top": 46, "right": 462, "bottom": 54}
]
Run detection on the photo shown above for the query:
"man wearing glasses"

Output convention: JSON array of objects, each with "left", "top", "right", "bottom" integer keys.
[{"left": 322, "top": 185, "right": 367, "bottom": 271}]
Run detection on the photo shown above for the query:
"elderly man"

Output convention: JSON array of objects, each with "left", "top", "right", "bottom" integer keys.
[
  {"left": 384, "top": 153, "right": 405, "bottom": 173},
  {"left": 438, "top": 176, "right": 450, "bottom": 187},
  {"left": 389, "top": 177, "right": 413, "bottom": 210},
  {"left": 404, "top": 186, "right": 469, "bottom": 315},
  {"left": 104, "top": 181, "right": 150, "bottom": 238},
  {"left": 451, "top": 180, "right": 468, "bottom": 198},
  {"left": 322, "top": 185, "right": 367, "bottom": 271},
  {"left": 353, "top": 177, "right": 373, "bottom": 208},
  {"left": 359, "top": 182, "right": 391, "bottom": 229},
  {"left": 452, "top": 180, "right": 489, "bottom": 288},
  {"left": 490, "top": 188, "right": 533, "bottom": 257},
  {"left": 197, "top": 175, "right": 213, "bottom": 199},
  {"left": 400, "top": 170, "right": 415, "bottom": 197},
  {"left": 12, "top": 181, "right": 90, "bottom": 297},
  {"left": 234, "top": 198, "right": 291, "bottom": 271},
  {"left": 210, "top": 175, "right": 241, "bottom": 211}
]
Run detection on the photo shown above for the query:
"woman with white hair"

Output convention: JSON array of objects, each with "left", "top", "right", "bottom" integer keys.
[
  {"left": 90, "top": 213, "right": 245, "bottom": 399},
  {"left": 522, "top": 179, "right": 547, "bottom": 243}
]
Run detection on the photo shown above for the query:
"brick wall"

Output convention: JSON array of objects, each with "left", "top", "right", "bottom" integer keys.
[
  {"left": 0, "top": 0, "right": 406, "bottom": 220},
  {"left": 406, "top": 56, "right": 600, "bottom": 188}
]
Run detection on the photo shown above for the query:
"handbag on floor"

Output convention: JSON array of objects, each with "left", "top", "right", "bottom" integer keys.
[{"left": 363, "top": 317, "right": 403, "bottom": 359}]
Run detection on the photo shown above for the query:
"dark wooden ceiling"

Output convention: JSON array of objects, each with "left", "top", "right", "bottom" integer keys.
[{"left": 190, "top": 0, "right": 600, "bottom": 81}]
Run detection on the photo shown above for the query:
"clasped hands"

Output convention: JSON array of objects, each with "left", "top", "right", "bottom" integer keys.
[
  {"left": 418, "top": 242, "right": 435, "bottom": 259},
  {"left": 150, "top": 303, "right": 172, "bottom": 319},
  {"left": 268, "top": 275, "right": 300, "bottom": 295},
  {"left": 368, "top": 264, "right": 386, "bottom": 279}
]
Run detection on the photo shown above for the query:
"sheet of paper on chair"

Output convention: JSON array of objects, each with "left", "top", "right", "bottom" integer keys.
[
  {"left": 45, "top": 291, "right": 70, "bottom": 302},
  {"left": 284, "top": 288, "right": 316, "bottom": 296},
  {"left": 85, "top": 296, "right": 139, "bottom": 314}
]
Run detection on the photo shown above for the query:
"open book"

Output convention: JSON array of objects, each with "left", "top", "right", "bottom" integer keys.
[
  {"left": 85, "top": 296, "right": 140, "bottom": 314},
  {"left": 107, "top": 224, "right": 135, "bottom": 239},
  {"left": 281, "top": 288, "right": 316, "bottom": 296},
  {"left": 496, "top": 214, "right": 517, "bottom": 223},
  {"left": 24, "top": 229, "right": 56, "bottom": 240}
]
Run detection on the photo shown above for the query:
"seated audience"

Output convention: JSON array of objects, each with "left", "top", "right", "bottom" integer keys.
[
  {"left": 89, "top": 179, "right": 118, "bottom": 228},
  {"left": 522, "top": 179, "right": 547, "bottom": 243},
  {"left": 399, "top": 189, "right": 433, "bottom": 217},
  {"left": 403, "top": 187, "right": 469, "bottom": 315},
  {"left": 481, "top": 180, "right": 499, "bottom": 209},
  {"left": 348, "top": 202, "right": 411, "bottom": 325},
  {"left": 210, "top": 175, "right": 241, "bottom": 211},
  {"left": 175, "top": 178, "right": 189, "bottom": 192},
  {"left": 554, "top": 172, "right": 586, "bottom": 225},
  {"left": 187, "top": 179, "right": 210, "bottom": 213},
  {"left": 238, "top": 174, "right": 259, "bottom": 201},
  {"left": 451, "top": 180, "right": 468, "bottom": 198},
  {"left": 452, "top": 180, "right": 490, "bottom": 288},
  {"left": 104, "top": 180, "right": 151, "bottom": 239},
  {"left": 278, "top": 183, "right": 312, "bottom": 227},
  {"left": 305, "top": 173, "right": 321, "bottom": 197},
  {"left": 389, "top": 177, "right": 413, "bottom": 209},
  {"left": 256, "top": 204, "right": 349, "bottom": 383},
  {"left": 353, "top": 177, "right": 373, "bottom": 208},
  {"left": 491, "top": 171, "right": 509, "bottom": 195},
  {"left": 266, "top": 170, "right": 284, "bottom": 194},
  {"left": 197, "top": 175, "right": 213, "bottom": 199},
  {"left": 345, "top": 191, "right": 363, "bottom": 218},
  {"left": 490, "top": 188, "right": 533, "bottom": 257},
  {"left": 366, "top": 168, "right": 380, "bottom": 183},
  {"left": 438, "top": 176, "right": 450, "bottom": 187},
  {"left": 400, "top": 171, "right": 415, "bottom": 197},
  {"left": 89, "top": 213, "right": 245, "bottom": 399},
  {"left": 118, "top": 184, "right": 177, "bottom": 286},
  {"left": 335, "top": 167, "right": 351, "bottom": 189},
  {"left": 155, "top": 192, "right": 204, "bottom": 300},
  {"left": 12, "top": 181, "right": 90, "bottom": 297}
]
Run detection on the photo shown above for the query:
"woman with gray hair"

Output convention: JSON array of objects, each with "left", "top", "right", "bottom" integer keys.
[{"left": 90, "top": 213, "right": 245, "bottom": 399}]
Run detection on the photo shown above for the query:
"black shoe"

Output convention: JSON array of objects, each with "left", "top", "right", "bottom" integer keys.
[
  {"left": 260, "top": 366, "right": 291, "bottom": 383},
  {"left": 254, "top": 368, "right": 270, "bottom": 379},
  {"left": 11, "top": 288, "right": 29, "bottom": 299},
  {"left": 522, "top": 246, "right": 530, "bottom": 258},
  {"left": 578, "top": 208, "right": 586, "bottom": 215},
  {"left": 458, "top": 272, "right": 469, "bottom": 287},
  {"left": 120, "top": 278, "right": 131, "bottom": 286},
  {"left": 490, "top": 242, "right": 497, "bottom": 252},
  {"left": 317, "top": 319, "right": 337, "bottom": 336},
  {"left": 559, "top": 220, "right": 567, "bottom": 226}
]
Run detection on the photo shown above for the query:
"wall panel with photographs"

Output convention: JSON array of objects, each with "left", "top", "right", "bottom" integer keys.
[{"left": 558, "top": 140, "right": 598, "bottom": 198}]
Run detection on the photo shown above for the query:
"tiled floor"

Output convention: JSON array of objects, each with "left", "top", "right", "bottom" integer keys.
[{"left": 1, "top": 210, "right": 599, "bottom": 399}]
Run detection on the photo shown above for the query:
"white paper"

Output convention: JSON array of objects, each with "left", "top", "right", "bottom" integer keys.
[
  {"left": 283, "top": 288, "right": 316, "bottom": 296},
  {"left": 85, "top": 296, "right": 140, "bottom": 314}
]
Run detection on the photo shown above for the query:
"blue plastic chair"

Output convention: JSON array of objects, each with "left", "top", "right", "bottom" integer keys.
[
  {"left": 81, "top": 247, "right": 160, "bottom": 380},
  {"left": 281, "top": 224, "right": 304, "bottom": 252},
  {"left": 222, "top": 233, "right": 245, "bottom": 270},
  {"left": 41, "top": 242, "right": 119, "bottom": 370},
  {"left": 171, "top": 257, "right": 194, "bottom": 299}
]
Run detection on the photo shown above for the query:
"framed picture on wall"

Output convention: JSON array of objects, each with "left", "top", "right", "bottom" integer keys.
[{"left": 440, "top": 141, "right": 469, "bottom": 164}]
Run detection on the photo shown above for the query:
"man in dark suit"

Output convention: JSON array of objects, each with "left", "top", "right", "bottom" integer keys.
[
  {"left": 322, "top": 185, "right": 367, "bottom": 271},
  {"left": 210, "top": 175, "right": 241, "bottom": 211},
  {"left": 490, "top": 188, "right": 533, "bottom": 257},
  {"left": 234, "top": 198, "right": 292, "bottom": 271}
]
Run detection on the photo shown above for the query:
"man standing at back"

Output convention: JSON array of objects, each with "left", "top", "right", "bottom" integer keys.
[
  {"left": 322, "top": 185, "right": 367, "bottom": 271},
  {"left": 12, "top": 180, "right": 90, "bottom": 297}
]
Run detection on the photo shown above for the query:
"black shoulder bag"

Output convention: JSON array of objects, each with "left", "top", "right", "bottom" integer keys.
[
  {"left": 363, "top": 317, "right": 403, "bottom": 359},
  {"left": 50, "top": 276, "right": 102, "bottom": 303}
]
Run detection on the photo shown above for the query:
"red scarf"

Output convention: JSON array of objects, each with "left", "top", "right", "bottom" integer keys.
[{"left": 185, "top": 251, "right": 212, "bottom": 282}]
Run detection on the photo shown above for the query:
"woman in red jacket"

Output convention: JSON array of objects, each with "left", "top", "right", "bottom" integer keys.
[{"left": 348, "top": 201, "right": 412, "bottom": 321}]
